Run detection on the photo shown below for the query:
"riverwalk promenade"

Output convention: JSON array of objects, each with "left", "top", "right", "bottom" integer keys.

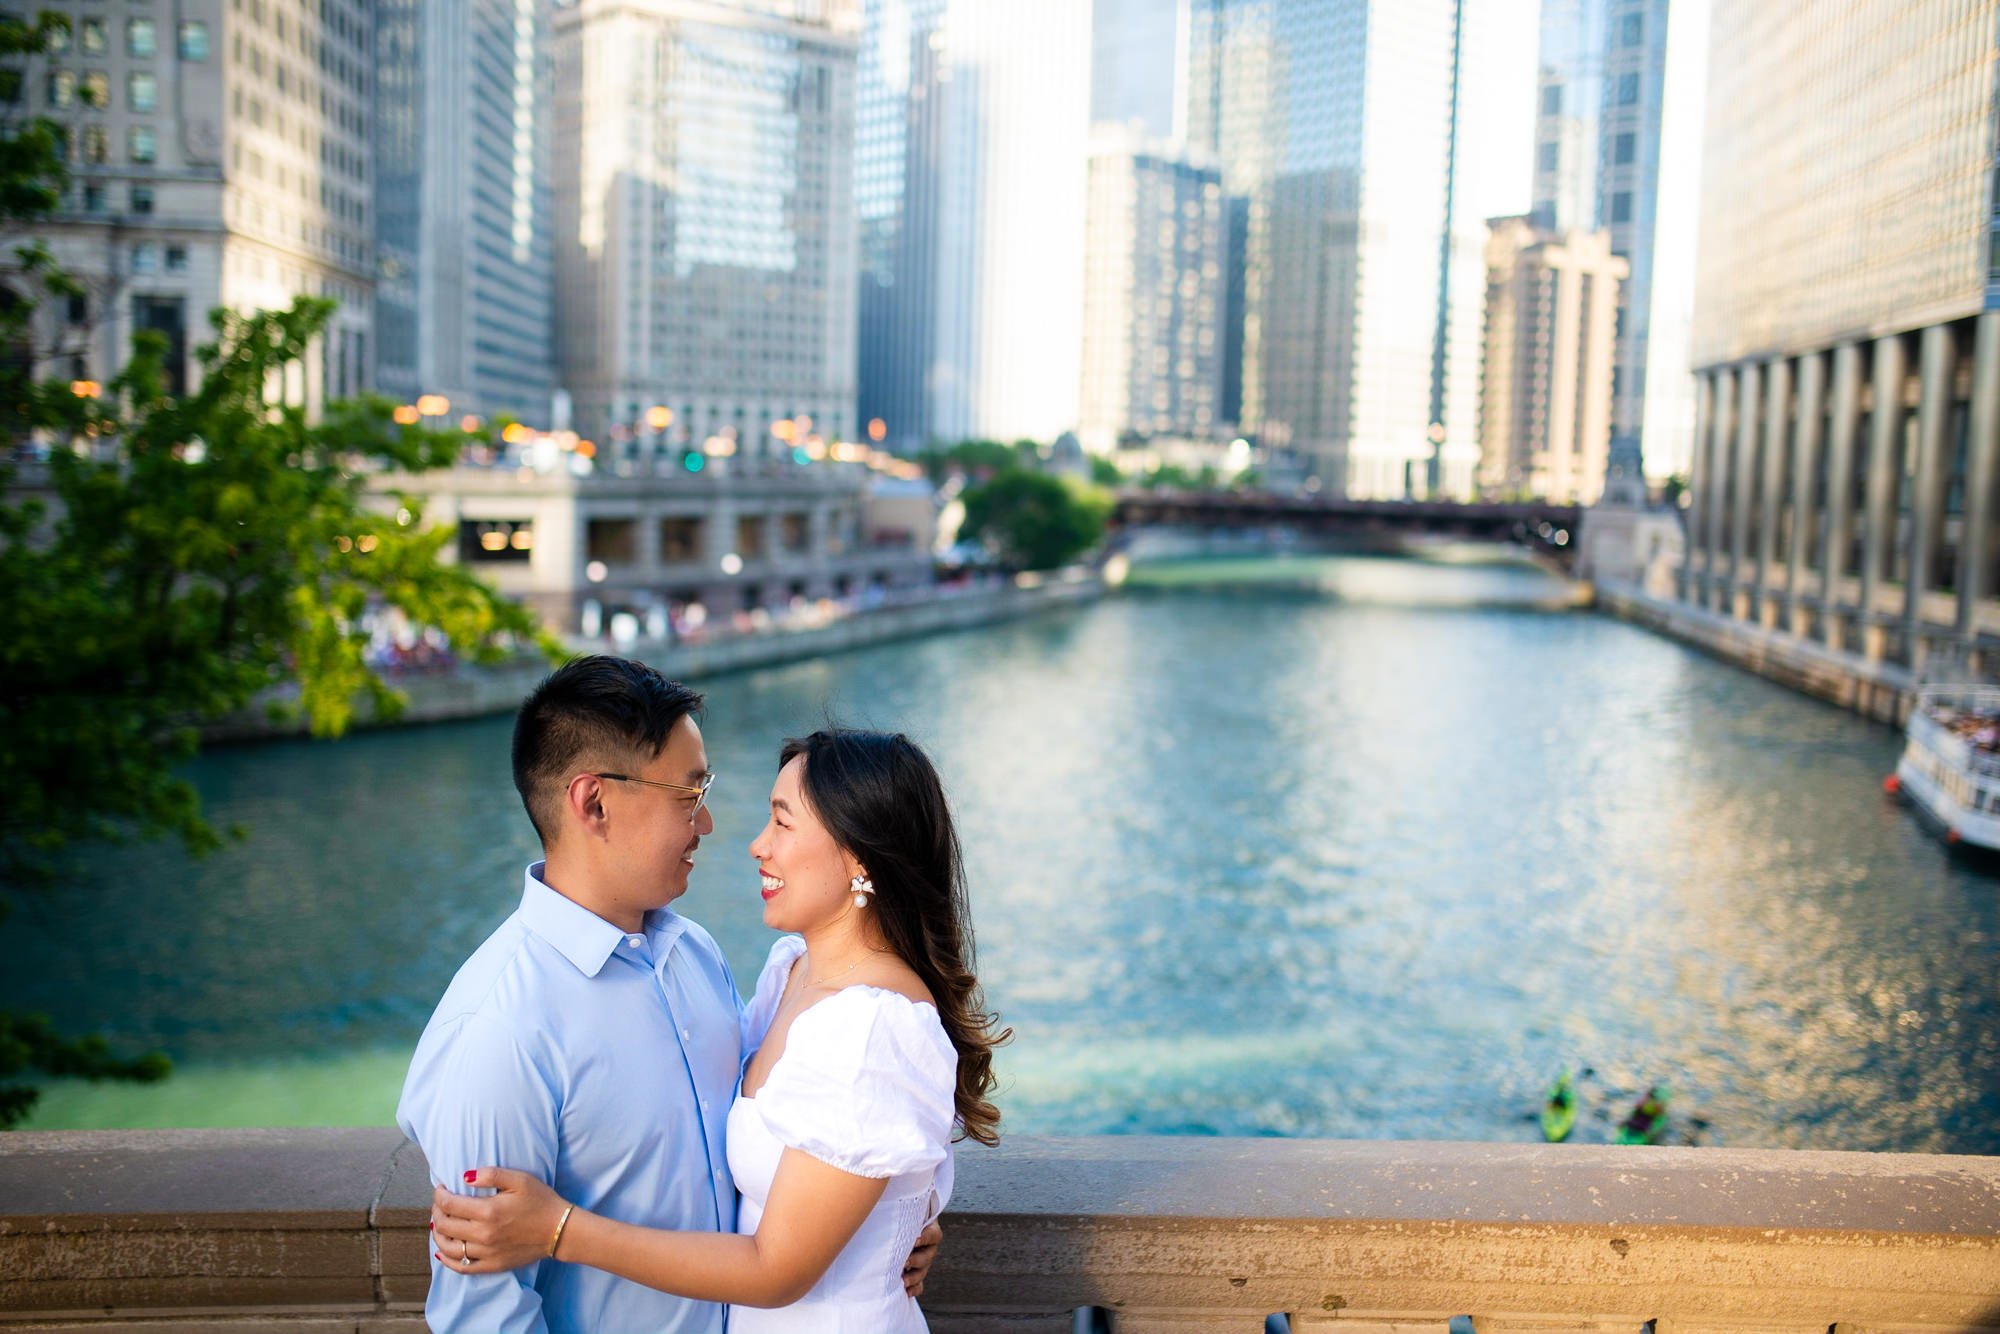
[
  {"left": 2, "top": 1130, "right": 1995, "bottom": 1330},
  {"left": 203, "top": 573, "right": 1104, "bottom": 742}
]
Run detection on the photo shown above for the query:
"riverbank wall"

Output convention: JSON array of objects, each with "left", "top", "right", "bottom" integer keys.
[
  {"left": 204, "top": 575, "right": 1104, "bottom": 743},
  {"left": 1593, "top": 579, "right": 1916, "bottom": 724}
]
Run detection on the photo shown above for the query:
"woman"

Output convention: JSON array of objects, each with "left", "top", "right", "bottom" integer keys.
[{"left": 431, "top": 728, "right": 1005, "bottom": 1331}]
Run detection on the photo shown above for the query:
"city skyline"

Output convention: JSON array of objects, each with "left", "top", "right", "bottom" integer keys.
[{"left": 5, "top": 0, "right": 1722, "bottom": 500}]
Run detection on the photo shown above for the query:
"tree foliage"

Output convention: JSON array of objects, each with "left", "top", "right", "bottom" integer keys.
[
  {"left": 0, "top": 26, "right": 555, "bottom": 1121},
  {"left": 958, "top": 470, "right": 1112, "bottom": 571}
]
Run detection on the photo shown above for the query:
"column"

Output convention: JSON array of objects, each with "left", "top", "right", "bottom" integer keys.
[
  {"left": 1680, "top": 373, "right": 1714, "bottom": 602},
  {"left": 1786, "top": 351, "right": 1827, "bottom": 635},
  {"left": 1902, "top": 323, "right": 1957, "bottom": 668},
  {"left": 1955, "top": 312, "right": 2000, "bottom": 635},
  {"left": 1859, "top": 333, "right": 1907, "bottom": 661},
  {"left": 1729, "top": 361, "right": 1761, "bottom": 619},
  {"left": 1705, "top": 370, "right": 1735, "bottom": 611},
  {"left": 1819, "top": 341, "right": 1863, "bottom": 650},
  {"left": 1756, "top": 357, "right": 1791, "bottom": 626}
]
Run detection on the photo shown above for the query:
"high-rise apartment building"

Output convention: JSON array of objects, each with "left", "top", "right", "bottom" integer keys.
[
  {"left": 856, "top": 0, "right": 1091, "bottom": 448},
  {"left": 1531, "top": 0, "right": 1689, "bottom": 487},
  {"left": 374, "top": 0, "right": 555, "bottom": 425},
  {"left": 1479, "top": 216, "right": 1626, "bottom": 505},
  {"left": 1079, "top": 125, "right": 1225, "bottom": 450},
  {"left": 1681, "top": 0, "right": 1999, "bottom": 673},
  {"left": 550, "top": 0, "right": 860, "bottom": 455},
  {"left": 1185, "top": 0, "right": 1502, "bottom": 500},
  {"left": 5, "top": 0, "right": 374, "bottom": 407}
]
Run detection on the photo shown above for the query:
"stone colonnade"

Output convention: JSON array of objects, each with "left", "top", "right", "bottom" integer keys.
[{"left": 1680, "top": 312, "right": 2000, "bottom": 674}]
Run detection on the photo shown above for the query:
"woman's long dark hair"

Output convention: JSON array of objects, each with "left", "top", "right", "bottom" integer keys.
[{"left": 779, "top": 728, "right": 1007, "bottom": 1145}]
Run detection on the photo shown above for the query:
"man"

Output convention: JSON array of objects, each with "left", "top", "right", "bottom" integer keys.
[{"left": 398, "top": 656, "right": 935, "bottom": 1333}]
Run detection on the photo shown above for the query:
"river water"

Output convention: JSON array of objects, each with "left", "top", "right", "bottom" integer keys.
[{"left": 9, "top": 556, "right": 1997, "bottom": 1152}]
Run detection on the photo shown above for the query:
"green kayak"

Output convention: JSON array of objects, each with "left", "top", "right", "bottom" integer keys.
[
  {"left": 1540, "top": 1069, "right": 1577, "bottom": 1142},
  {"left": 1616, "top": 1085, "right": 1670, "bottom": 1145}
]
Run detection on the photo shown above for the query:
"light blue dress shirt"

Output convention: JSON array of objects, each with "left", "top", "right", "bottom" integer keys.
[{"left": 398, "top": 864, "right": 742, "bottom": 1334}]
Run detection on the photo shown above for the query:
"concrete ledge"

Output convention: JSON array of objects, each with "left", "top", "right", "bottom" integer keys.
[
  {"left": 1594, "top": 580, "right": 1916, "bottom": 723},
  {"left": 2, "top": 1131, "right": 1996, "bottom": 1331}
]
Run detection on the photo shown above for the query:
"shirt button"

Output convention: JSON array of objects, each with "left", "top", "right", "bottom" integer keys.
[
  {"left": 627, "top": 935, "right": 643, "bottom": 948},
  {"left": 680, "top": 1028, "right": 691, "bottom": 1040}
]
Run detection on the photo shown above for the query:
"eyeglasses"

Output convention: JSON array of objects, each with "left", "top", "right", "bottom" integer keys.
[{"left": 590, "top": 770, "right": 715, "bottom": 822}]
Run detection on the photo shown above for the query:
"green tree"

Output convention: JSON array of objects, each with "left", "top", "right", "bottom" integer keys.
[
  {"left": 959, "top": 471, "right": 1112, "bottom": 571},
  {"left": 0, "top": 34, "right": 555, "bottom": 1119}
]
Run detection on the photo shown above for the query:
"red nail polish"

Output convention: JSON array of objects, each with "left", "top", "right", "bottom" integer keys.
[{"left": 464, "top": 1170, "right": 476, "bottom": 1183}]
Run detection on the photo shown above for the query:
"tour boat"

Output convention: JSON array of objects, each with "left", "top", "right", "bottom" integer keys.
[{"left": 1889, "top": 686, "right": 2000, "bottom": 851}]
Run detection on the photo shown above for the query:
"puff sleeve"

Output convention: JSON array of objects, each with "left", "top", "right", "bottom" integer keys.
[
  {"left": 740, "top": 935, "right": 807, "bottom": 1058},
  {"left": 753, "top": 986, "right": 957, "bottom": 1179}
]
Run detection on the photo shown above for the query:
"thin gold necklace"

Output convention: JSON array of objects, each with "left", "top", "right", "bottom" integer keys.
[{"left": 802, "top": 948, "right": 883, "bottom": 990}]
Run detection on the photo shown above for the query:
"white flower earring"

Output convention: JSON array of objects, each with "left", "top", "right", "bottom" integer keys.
[{"left": 850, "top": 874, "right": 875, "bottom": 909}]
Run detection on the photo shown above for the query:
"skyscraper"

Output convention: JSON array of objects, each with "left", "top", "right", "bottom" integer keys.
[
  {"left": 1185, "top": 0, "right": 1501, "bottom": 499},
  {"left": 1092, "top": 0, "right": 1185, "bottom": 140},
  {"left": 1479, "top": 216, "right": 1626, "bottom": 504},
  {"left": 374, "top": 0, "right": 556, "bottom": 425},
  {"left": 1078, "top": 125, "right": 1225, "bottom": 449},
  {"left": 550, "top": 0, "right": 860, "bottom": 455},
  {"left": 1530, "top": 0, "right": 1687, "bottom": 488},
  {"left": 5, "top": 0, "right": 374, "bottom": 408},
  {"left": 1681, "top": 0, "right": 1997, "bottom": 673},
  {"left": 856, "top": 0, "right": 1092, "bottom": 448}
]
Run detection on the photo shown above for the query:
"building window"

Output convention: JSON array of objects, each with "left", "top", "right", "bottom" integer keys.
[
  {"left": 131, "top": 242, "right": 159, "bottom": 273},
  {"left": 1537, "top": 141, "right": 1558, "bottom": 172},
  {"left": 82, "top": 182, "right": 105, "bottom": 212},
  {"left": 735, "top": 516, "right": 766, "bottom": 559},
  {"left": 80, "top": 124, "right": 108, "bottom": 163},
  {"left": 130, "top": 184, "right": 153, "bottom": 215},
  {"left": 128, "top": 125, "right": 155, "bottom": 163},
  {"left": 1609, "top": 191, "right": 1632, "bottom": 224},
  {"left": 165, "top": 245, "right": 187, "bottom": 273},
  {"left": 127, "top": 17, "right": 155, "bottom": 58},
  {"left": 128, "top": 70, "right": 155, "bottom": 112},
  {"left": 458, "top": 520, "right": 534, "bottom": 563},
  {"left": 66, "top": 292, "right": 87, "bottom": 325},
  {"left": 1612, "top": 131, "right": 1636, "bottom": 166},
  {"left": 79, "top": 17, "right": 105, "bottom": 53},
  {"left": 79, "top": 70, "right": 108, "bottom": 107},
  {"left": 1620, "top": 13, "right": 1643, "bottom": 45},
  {"left": 585, "top": 518, "right": 636, "bottom": 564},
  {"left": 1616, "top": 72, "right": 1639, "bottom": 105},
  {"left": 659, "top": 517, "right": 702, "bottom": 562},
  {"left": 1540, "top": 84, "right": 1560, "bottom": 115},
  {"left": 177, "top": 20, "right": 208, "bottom": 61},
  {"left": 782, "top": 513, "right": 810, "bottom": 553},
  {"left": 46, "top": 69, "right": 74, "bottom": 107}
]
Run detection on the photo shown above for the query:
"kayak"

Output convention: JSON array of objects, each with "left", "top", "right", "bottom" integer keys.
[
  {"left": 1616, "top": 1085, "right": 1670, "bottom": 1145},
  {"left": 1540, "top": 1069, "right": 1577, "bottom": 1142}
]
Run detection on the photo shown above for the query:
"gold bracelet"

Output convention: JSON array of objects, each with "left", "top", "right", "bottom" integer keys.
[{"left": 546, "top": 1203, "right": 576, "bottom": 1260}]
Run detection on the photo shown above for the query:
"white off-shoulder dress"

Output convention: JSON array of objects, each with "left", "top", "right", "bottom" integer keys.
[{"left": 727, "top": 935, "right": 958, "bottom": 1334}]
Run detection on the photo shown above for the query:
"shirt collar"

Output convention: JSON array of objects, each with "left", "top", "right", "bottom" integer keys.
[{"left": 518, "top": 864, "right": 693, "bottom": 978}]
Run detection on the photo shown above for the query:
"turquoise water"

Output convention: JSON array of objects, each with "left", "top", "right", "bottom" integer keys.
[{"left": 9, "top": 557, "right": 1998, "bottom": 1151}]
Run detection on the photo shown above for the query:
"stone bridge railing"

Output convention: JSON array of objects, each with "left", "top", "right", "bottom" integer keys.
[{"left": 3, "top": 1130, "right": 1996, "bottom": 1332}]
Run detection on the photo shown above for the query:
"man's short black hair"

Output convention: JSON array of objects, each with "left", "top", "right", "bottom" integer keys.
[{"left": 512, "top": 656, "right": 705, "bottom": 846}]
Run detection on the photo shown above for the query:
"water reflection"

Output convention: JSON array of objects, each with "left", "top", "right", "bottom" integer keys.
[{"left": 9, "top": 557, "right": 1998, "bottom": 1151}]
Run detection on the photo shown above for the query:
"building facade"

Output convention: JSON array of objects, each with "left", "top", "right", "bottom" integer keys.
[
  {"left": 1531, "top": 0, "right": 1693, "bottom": 488},
  {"left": 855, "top": 0, "right": 1092, "bottom": 448},
  {"left": 374, "top": 0, "right": 556, "bottom": 425},
  {"left": 1681, "top": 0, "right": 2000, "bottom": 673},
  {"left": 5, "top": 0, "right": 374, "bottom": 408},
  {"left": 1078, "top": 126, "right": 1225, "bottom": 451},
  {"left": 1479, "top": 216, "right": 1626, "bottom": 505},
  {"left": 387, "top": 455, "right": 932, "bottom": 635},
  {"left": 550, "top": 0, "right": 860, "bottom": 457},
  {"left": 1184, "top": 0, "right": 1498, "bottom": 500}
]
